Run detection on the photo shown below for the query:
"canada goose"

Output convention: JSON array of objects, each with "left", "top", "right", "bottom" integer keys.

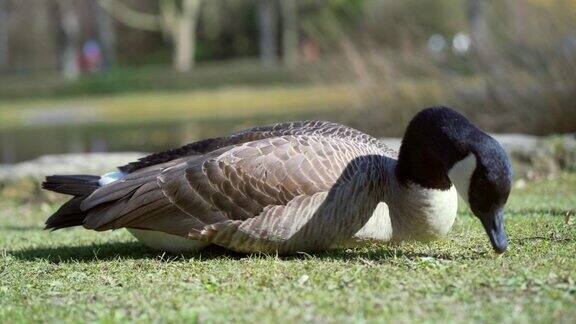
[{"left": 43, "top": 106, "right": 512, "bottom": 254}]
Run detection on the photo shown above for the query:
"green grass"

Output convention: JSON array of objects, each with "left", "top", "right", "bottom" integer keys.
[
  {"left": 1, "top": 174, "right": 575, "bottom": 323},
  {"left": 0, "top": 61, "right": 311, "bottom": 100},
  {"left": 0, "top": 83, "right": 359, "bottom": 130}
]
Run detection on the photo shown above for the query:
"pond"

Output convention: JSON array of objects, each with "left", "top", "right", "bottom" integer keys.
[{"left": 0, "top": 112, "right": 327, "bottom": 164}]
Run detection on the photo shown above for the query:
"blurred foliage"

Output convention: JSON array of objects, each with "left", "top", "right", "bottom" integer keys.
[
  {"left": 0, "top": 60, "right": 311, "bottom": 99},
  {"left": 308, "top": 0, "right": 576, "bottom": 136},
  {"left": 196, "top": 0, "right": 261, "bottom": 60},
  {"left": 0, "top": 0, "right": 575, "bottom": 163},
  {"left": 361, "top": 0, "right": 465, "bottom": 46}
]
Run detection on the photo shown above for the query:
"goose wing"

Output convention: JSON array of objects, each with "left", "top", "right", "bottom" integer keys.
[
  {"left": 119, "top": 121, "right": 395, "bottom": 173},
  {"left": 80, "top": 134, "right": 385, "bottom": 243},
  {"left": 194, "top": 166, "right": 380, "bottom": 253}
]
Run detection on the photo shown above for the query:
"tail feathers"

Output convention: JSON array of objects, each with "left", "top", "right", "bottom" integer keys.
[
  {"left": 42, "top": 175, "right": 100, "bottom": 196},
  {"left": 45, "top": 196, "right": 87, "bottom": 230},
  {"left": 43, "top": 175, "right": 101, "bottom": 230}
]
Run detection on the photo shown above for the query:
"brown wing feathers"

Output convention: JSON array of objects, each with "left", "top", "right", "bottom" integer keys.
[
  {"left": 44, "top": 121, "right": 392, "bottom": 250},
  {"left": 118, "top": 120, "right": 389, "bottom": 174},
  {"left": 90, "top": 136, "right": 376, "bottom": 232}
]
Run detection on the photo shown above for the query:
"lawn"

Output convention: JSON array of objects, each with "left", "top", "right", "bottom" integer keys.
[{"left": 0, "top": 173, "right": 575, "bottom": 323}]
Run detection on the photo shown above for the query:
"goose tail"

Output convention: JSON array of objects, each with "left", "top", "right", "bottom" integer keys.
[{"left": 42, "top": 175, "right": 101, "bottom": 230}]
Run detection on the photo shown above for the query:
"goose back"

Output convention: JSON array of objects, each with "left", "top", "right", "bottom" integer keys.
[{"left": 78, "top": 122, "right": 397, "bottom": 253}]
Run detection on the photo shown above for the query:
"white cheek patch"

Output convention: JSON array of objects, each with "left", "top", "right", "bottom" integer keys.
[
  {"left": 448, "top": 154, "right": 477, "bottom": 204},
  {"left": 98, "top": 171, "right": 127, "bottom": 186}
]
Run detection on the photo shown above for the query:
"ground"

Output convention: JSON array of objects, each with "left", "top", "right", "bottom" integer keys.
[{"left": 1, "top": 173, "right": 575, "bottom": 323}]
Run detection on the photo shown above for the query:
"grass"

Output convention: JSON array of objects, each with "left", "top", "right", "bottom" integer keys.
[
  {"left": 0, "top": 61, "right": 312, "bottom": 100},
  {"left": 0, "top": 83, "right": 360, "bottom": 130},
  {"left": 0, "top": 173, "right": 574, "bottom": 322},
  {"left": 0, "top": 60, "right": 352, "bottom": 132}
]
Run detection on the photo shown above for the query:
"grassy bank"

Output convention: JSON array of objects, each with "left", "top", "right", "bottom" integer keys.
[
  {"left": 0, "top": 83, "right": 358, "bottom": 130},
  {"left": 1, "top": 173, "right": 574, "bottom": 322},
  {"left": 0, "top": 61, "right": 314, "bottom": 100}
]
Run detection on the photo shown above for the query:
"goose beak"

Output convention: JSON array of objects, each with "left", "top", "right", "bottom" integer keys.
[{"left": 480, "top": 209, "right": 508, "bottom": 253}]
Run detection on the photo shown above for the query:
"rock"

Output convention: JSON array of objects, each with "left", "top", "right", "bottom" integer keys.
[
  {"left": 378, "top": 138, "right": 401, "bottom": 152},
  {"left": 492, "top": 134, "right": 543, "bottom": 154}
]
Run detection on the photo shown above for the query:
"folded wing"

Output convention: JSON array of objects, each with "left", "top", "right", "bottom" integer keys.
[{"left": 79, "top": 130, "right": 388, "bottom": 244}]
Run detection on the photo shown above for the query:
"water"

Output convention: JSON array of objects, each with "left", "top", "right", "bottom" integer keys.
[{"left": 0, "top": 113, "right": 322, "bottom": 164}]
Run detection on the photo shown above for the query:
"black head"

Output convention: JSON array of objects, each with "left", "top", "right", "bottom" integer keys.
[
  {"left": 397, "top": 106, "right": 513, "bottom": 253},
  {"left": 467, "top": 136, "right": 512, "bottom": 253}
]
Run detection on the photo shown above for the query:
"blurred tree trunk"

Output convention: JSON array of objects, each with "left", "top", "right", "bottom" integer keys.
[
  {"left": 170, "top": 0, "right": 202, "bottom": 72},
  {"left": 98, "top": 0, "right": 202, "bottom": 73},
  {"left": 95, "top": 0, "right": 116, "bottom": 69},
  {"left": 258, "top": 0, "right": 278, "bottom": 65},
  {"left": 280, "top": 0, "right": 298, "bottom": 67},
  {"left": 467, "top": 0, "right": 497, "bottom": 72},
  {"left": 58, "top": 0, "right": 81, "bottom": 80},
  {"left": 0, "top": 0, "right": 9, "bottom": 70}
]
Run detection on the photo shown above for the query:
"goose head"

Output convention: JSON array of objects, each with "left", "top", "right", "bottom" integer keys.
[{"left": 396, "top": 106, "right": 512, "bottom": 253}]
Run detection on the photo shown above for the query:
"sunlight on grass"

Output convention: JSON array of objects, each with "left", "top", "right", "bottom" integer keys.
[
  {"left": 0, "top": 84, "right": 358, "bottom": 129},
  {"left": 0, "top": 173, "right": 574, "bottom": 322}
]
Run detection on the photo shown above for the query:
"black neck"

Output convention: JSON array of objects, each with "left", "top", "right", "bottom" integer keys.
[{"left": 396, "top": 107, "right": 482, "bottom": 190}]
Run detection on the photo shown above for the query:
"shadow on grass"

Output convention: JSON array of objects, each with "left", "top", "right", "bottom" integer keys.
[
  {"left": 9, "top": 240, "right": 482, "bottom": 264},
  {"left": 0, "top": 225, "right": 44, "bottom": 232},
  {"left": 8, "top": 242, "right": 242, "bottom": 263},
  {"left": 312, "top": 247, "right": 486, "bottom": 262}
]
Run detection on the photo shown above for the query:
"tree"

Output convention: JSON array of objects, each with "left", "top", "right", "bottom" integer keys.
[
  {"left": 257, "top": 0, "right": 300, "bottom": 66},
  {"left": 0, "top": 0, "right": 10, "bottom": 70},
  {"left": 94, "top": 0, "right": 116, "bottom": 68},
  {"left": 280, "top": 0, "right": 299, "bottom": 66},
  {"left": 57, "top": 0, "right": 81, "bottom": 80},
  {"left": 257, "top": 0, "right": 278, "bottom": 65},
  {"left": 466, "top": 0, "right": 498, "bottom": 72},
  {"left": 98, "top": 0, "right": 203, "bottom": 72}
]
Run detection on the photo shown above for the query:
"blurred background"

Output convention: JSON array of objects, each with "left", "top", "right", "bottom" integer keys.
[{"left": 0, "top": 0, "right": 575, "bottom": 165}]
